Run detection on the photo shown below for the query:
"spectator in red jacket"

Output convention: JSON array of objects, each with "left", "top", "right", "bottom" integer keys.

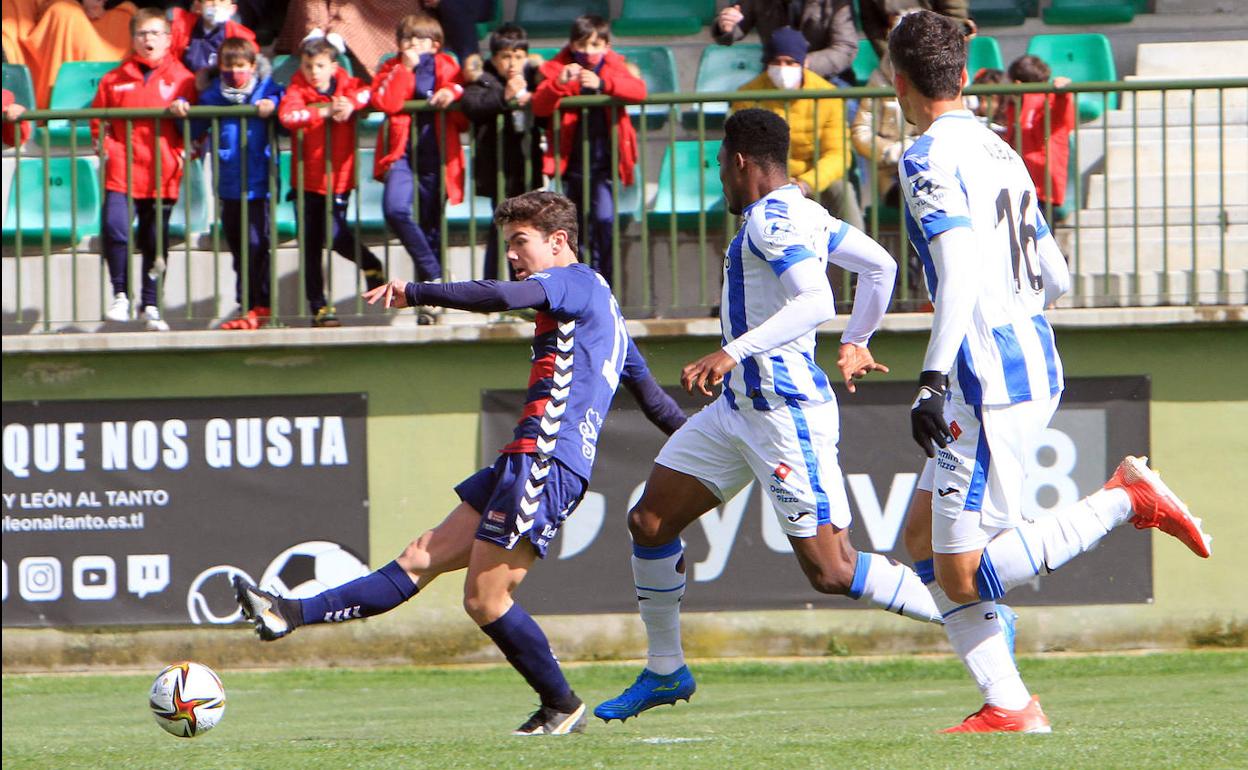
[
  {"left": 2, "top": 89, "right": 30, "bottom": 148},
  {"left": 279, "top": 33, "right": 388, "bottom": 327},
  {"left": 91, "top": 8, "right": 196, "bottom": 332},
  {"left": 532, "top": 15, "right": 646, "bottom": 288},
  {"left": 171, "top": 0, "right": 259, "bottom": 90},
  {"left": 372, "top": 13, "right": 466, "bottom": 289},
  {"left": 1002, "top": 55, "right": 1075, "bottom": 213}
]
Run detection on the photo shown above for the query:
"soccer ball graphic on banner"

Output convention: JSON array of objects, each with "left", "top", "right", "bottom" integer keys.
[
  {"left": 149, "top": 661, "right": 226, "bottom": 738},
  {"left": 259, "top": 540, "right": 370, "bottom": 599}
]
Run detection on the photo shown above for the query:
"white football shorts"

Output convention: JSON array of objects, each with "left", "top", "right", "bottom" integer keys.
[
  {"left": 928, "top": 393, "right": 1061, "bottom": 554},
  {"left": 654, "top": 395, "right": 851, "bottom": 538}
]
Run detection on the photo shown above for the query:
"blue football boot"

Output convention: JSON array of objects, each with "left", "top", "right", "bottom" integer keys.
[
  {"left": 997, "top": 603, "right": 1019, "bottom": 659},
  {"left": 594, "top": 666, "right": 697, "bottom": 722}
]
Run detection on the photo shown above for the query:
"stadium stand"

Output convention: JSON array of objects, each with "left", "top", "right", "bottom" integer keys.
[
  {"left": 1043, "top": 0, "right": 1137, "bottom": 25},
  {"left": 614, "top": 45, "right": 680, "bottom": 128},
  {"left": 1027, "top": 33, "right": 1118, "bottom": 122},
  {"left": 686, "top": 43, "right": 764, "bottom": 129},
  {"left": 3, "top": 64, "right": 36, "bottom": 109},
  {"left": 647, "top": 139, "right": 725, "bottom": 228},
  {"left": 612, "top": 0, "right": 716, "bottom": 38},
  {"left": 44, "top": 61, "right": 116, "bottom": 146},
  {"left": 969, "top": 0, "right": 1028, "bottom": 27},
  {"left": 2, "top": 156, "right": 100, "bottom": 246},
  {"left": 515, "top": 0, "right": 610, "bottom": 39}
]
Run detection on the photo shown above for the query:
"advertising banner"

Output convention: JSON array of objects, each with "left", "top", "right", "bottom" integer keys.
[
  {"left": 479, "top": 377, "right": 1152, "bottom": 614},
  {"left": 2, "top": 394, "right": 369, "bottom": 627}
]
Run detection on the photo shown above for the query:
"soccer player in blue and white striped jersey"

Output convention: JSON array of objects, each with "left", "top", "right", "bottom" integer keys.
[
  {"left": 892, "top": 11, "right": 1211, "bottom": 734},
  {"left": 596, "top": 109, "right": 948, "bottom": 723}
]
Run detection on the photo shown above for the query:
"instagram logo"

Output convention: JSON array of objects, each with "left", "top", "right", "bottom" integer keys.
[{"left": 19, "top": 557, "right": 63, "bottom": 602}]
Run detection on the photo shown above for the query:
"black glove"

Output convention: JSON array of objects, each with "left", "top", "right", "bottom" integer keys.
[{"left": 910, "top": 370, "right": 952, "bottom": 458}]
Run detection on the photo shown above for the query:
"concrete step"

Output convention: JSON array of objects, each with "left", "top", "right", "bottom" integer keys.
[
  {"left": 1084, "top": 171, "right": 1248, "bottom": 208},
  {"left": 1103, "top": 106, "right": 1248, "bottom": 129},
  {"left": 1104, "top": 137, "right": 1248, "bottom": 175},
  {"left": 1066, "top": 269, "right": 1247, "bottom": 308},
  {"left": 1120, "top": 85, "right": 1248, "bottom": 112},
  {"left": 1060, "top": 229, "right": 1248, "bottom": 273},
  {"left": 1069, "top": 204, "right": 1244, "bottom": 228}
]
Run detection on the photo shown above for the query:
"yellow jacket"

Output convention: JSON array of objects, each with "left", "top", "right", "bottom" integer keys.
[{"left": 731, "top": 69, "right": 849, "bottom": 193}]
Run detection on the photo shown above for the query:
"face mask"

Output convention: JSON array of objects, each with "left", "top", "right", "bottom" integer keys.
[
  {"left": 767, "top": 64, "right": 803, "bottom": 90},
  {"left": 202, "top": 6, "right": 232, "bottom": 27},
  {"left": 572, "top": 51, "right": 605, "bottom": 69},
  {"left": 222, "top": 70, "right": 252, "bottom": 89}
]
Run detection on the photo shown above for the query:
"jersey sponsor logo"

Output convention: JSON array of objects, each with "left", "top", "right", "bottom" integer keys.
[
  {"left": 949, "top": 421, "right": 962, "bottom": 440},
  {"left": 936, "top": 448, "right": 958, "bottom": 471},
  {"left": 579, "top": 408, "right": 603, "bottom": 462},
  {"left": 772, "top": 463, "right": 792, "bottom": 484},
  {"left": 482, "top": 509, "right": 508, "bottom": 535},
  {"left": 937, "top": 486, "right": 960, "bottom": 498},
  {"left": 158, "top": 79, "right": 178, "bottom": 101},
  {"left": 762, "top": 219, "right": 797, "bottom": 242},
  {"left": 784, "top": 511, "right": 814, "bottom": 523},
  {"left": 769, "top": 484, "right": 799, "bottom": 504}
]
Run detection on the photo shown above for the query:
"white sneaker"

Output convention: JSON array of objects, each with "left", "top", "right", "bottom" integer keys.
[
  {"left": 105, "top": 293, "right": 130, "bottom": 322},
  {"left": 143, "top": 306, "right": 170, "bottom": 332}
]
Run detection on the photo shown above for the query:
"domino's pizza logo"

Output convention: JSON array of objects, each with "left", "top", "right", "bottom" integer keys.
[
  {"left": 950, "top": 421, "right": 962, "bottom": 440},
  {"left": 772, "top": 463, "right": 792, "bottom": 485}
]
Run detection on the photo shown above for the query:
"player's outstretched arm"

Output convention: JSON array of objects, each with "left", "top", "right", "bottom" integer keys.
[
  {"left": 363, "top": 279, "right": 548, "bottom": 314},
  {"left": 721, "top": 258, "right": 835, "bottom": 363},
  {"left": 828, "top": 225, "right": 898, "bottom": 391},
  {"left": 620, "top": 339, "right": 687, "bottom": 435}
]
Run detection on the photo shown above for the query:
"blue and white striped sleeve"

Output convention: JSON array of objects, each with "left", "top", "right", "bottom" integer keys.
[
  {"left": 744, "top": 206, "right": 820, "bottom": 277},
  {"left": 901, "top": 139, "right": 971, "bottom": 243}
]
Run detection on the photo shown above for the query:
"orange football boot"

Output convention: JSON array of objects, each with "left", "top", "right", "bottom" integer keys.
[
  {"left": 1104, "top": 456, "right": 1211, "bottom": 558},
  {"left": 942, "top": 695, "right": 1052, "bottom": 734}
]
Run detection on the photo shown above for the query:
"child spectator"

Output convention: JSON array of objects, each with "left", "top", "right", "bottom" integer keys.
[
  {"left": 91, "top": 8, "right": 196, "bottom": 332},
  {"left": 532, "top": 14, "right": 646, "bottom": 287},
  {"left": 372, "top": 13, "right": 466, "bottom": 289},
  {"left": 193, "top": 37, "right": 283, "bottom": 330},
  {"left": 1003, "top": 55, "right": 1075, "bottom": 211},
  {"left": 969, "top": 67, "right": 1008, "bottom": 133},
  {"left": 2, "top": 89, "right": 31, "bottom": 147},
  {"left": 279, "top": 33, "right": 387, "bottom": 328},
  {"left": 461, "top": 22, "right": 544, "bottom": 280},
  {"left": 171, "top": 0, "right": 258, "bottom": 89}
]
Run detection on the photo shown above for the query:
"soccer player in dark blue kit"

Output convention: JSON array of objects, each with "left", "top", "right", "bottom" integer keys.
[{"left": 235, "top": 190, "right": 685, "bottom": 736}]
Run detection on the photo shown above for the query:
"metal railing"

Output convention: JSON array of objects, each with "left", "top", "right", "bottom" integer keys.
[{"left": 2, "top": 77, "right": 1245, "bottom": 333}]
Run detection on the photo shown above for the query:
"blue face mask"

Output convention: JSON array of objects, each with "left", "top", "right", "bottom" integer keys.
[{"left": 571, "top": 51, "right": 605, "bottom": 69}]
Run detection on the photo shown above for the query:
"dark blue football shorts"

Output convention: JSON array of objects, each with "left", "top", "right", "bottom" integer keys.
[{"left": 454, "top": 452, "right": 587, "bottom": 558}]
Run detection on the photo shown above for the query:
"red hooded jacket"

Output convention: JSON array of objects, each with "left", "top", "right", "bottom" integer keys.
[
  {"left": 278, "top": 66, "right": 372, "bottom": 196},
  {"left": 2, "top": 89, "right": 31, "bottom": 148},
  {"left": 90, "top": 55, "right": 198, "bottom": 200},
  {"left": 1004, "top": 91, "right": 1076, "bottom": 207},
  {"left": 532, "top": 48, "right": 646, "bottom": 185},
  {"left": 370, "top": 53, "right": 466, "bottom": 205}
]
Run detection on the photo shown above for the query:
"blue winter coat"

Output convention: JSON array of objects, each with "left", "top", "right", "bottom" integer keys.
[{"left": 193, "top": 76, "right": 284, "bottom": 200}]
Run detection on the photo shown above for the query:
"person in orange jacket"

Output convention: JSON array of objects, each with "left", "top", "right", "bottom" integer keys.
[
  {"left": 91, "top": 8, "right": 196, "bottom": 331},
  {"left": 372, "top": 13, "right": 466, "bottom": 286},
  {"left": 532, "top": 15, "right": 646, "bottom": 287},
  {"left": 2, "top": 88, "right": 31, "bottom": 148},
  {"left": 1002, "top": 55, "right": 1076, "bottom": 214},
  {"left": 278, "top": 33, "right": 387, "bottom": 327}
]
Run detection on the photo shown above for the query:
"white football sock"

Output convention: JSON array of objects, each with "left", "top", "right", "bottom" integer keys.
[
  {"left": 632, "top": 540, "right": 686, "bottom": 676},
  {"left": 981, "top": 488, "right": 1133, "bottom": 596},
  {"left": 931, "top": 584, "right": 1031, "bottom": 710},
  {"left": 850, "top": 552, "right": 942, "bottom": 623}
]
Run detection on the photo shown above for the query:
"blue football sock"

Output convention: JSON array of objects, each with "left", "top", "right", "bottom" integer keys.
[
  {"left": 480, "top": 603, "right": 577, "bottom": 711},
  {"left": 297, "top": 560, "right": 419, "bottom": 625}
]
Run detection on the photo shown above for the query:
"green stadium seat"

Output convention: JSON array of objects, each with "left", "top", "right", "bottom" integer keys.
[
  {"left": 515, "top": 0, "right": 609, "bottom": 39},
  {"left": 852, "top": 39, "right": 880, "bottom": 86},
  {"left": 475, "top": 0, "right": 504, "bottom": 42},
  {"left": 2, "top": 156, "right": 101, "bottom": 246},
  {"left": 647, "top": 140, "right": 725, "bottom": 228},
  {"left": 45, "top": 61, "right": 117, "bottom": 147},
  {"left": 685, "top": 44, "right": 764, "bottom": 129},
  {"left": 3, "top": 63, "right": 36, "bottom": 109},
  {"left": 1043, "top": 0, "right": 1135, "bottom": 25},
  {"left": 168, "top": 158, "right": 209, "bottom": 239},
  {"left": 1026, "top": 33, "right": 1118, "bottom": 123},
  {"left": 968, "top": 36, "right": 1004, "bottom": 76},
  {"left": 612, "top": 0, "right": 714, "bottom": 38},
  {"left": 969, "top": 0, "right": 1027, "bottom": 26},
  {"left": 614, "top": 45, "right": 678, "bottom": 129}
]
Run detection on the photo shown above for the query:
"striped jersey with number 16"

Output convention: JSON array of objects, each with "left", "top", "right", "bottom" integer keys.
[{"left": 900, "top": 109, "right": 1064, "bottom": 407}]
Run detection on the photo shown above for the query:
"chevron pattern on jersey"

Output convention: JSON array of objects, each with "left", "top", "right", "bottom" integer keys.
[{"left": 514, "top": 320, "right": 575, "bottom": 542}]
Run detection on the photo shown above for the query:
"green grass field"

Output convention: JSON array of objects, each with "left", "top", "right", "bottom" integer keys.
[{"left": 4, "top": 651, "right": 1246, "bottom": 769}]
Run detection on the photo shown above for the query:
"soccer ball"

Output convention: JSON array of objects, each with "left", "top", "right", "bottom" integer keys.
[
  {"left": 149, "top": 661, "right": 226, "bottom": 738},
  {"left": 259, "top": 540, "right": 369, "bottom": 600}
]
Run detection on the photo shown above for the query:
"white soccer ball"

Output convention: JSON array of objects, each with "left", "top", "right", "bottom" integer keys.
[
  {"left": 149, "top": 661, "right": 226, "bottom": 738},
  {"left": 259, "top": 540, "right": 369, "bottom": 600}
]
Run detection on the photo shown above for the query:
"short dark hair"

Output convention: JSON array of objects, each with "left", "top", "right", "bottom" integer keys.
[
  {"left": 130, "top": 7, "right": 169, "bottom": 36},
  {"left": 569, "top": 14, "right": 610, "bottom": 45},
  {"left": 219, "top": 37, "right": 257, "bottom": 66},
  {"left": 1009, "top": 55, "right": 1051, "bottom": 84},
  {"left": 300, "top": 36, "right": 338, "bottom": 61},
  {"left": 489, "top": 23, "right": 529, "bottom": 55},
  {"left": 396, "top": 12, "right": 443, "bottom": 46},
  {"left": 888, "top": 10, "right": 967, "bottom": 100},
  {"left": 973, "top": 67, "right": 1007, "bottom": 85},
  {"left": 494, "top": 191, "right": 579, "bottom": 255},
  {"left": 723, "top": 109, "right": 789, "bottom": 172}
]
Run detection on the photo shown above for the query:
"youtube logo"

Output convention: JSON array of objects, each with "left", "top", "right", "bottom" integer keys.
[{"left": 72, "top": 556, "right": 116, "bottom": 601}]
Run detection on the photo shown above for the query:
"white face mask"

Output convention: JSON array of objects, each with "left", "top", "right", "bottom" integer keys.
[
  {"left": 202, "top": 6, "right": 232, "bottom": 27},
  {"left": 767, "top": 64, "right": 803, "bottom": 90}
]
